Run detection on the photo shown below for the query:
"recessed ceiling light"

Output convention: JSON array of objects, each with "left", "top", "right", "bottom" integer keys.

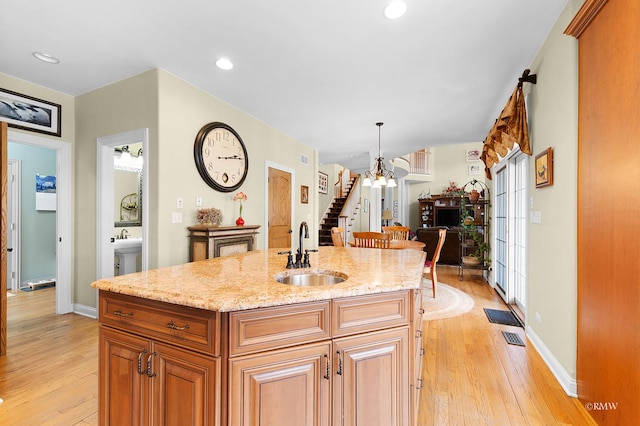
[
  {"left": 216, "top": 58, "right": 234, "bottom": 70},
  {"left": 384, "top": 1, "right": 407, "bottom": 19},
  {"left": 32, "top": 52, "right": 60, "bottom": 64}
]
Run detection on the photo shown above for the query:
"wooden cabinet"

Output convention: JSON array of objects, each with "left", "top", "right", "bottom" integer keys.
[
  {"left": 333, "top": 327, "right": 410, "bottom": 426},
  {"left": 188, "top": 225, "right": 260, "bottom": 261},
  {"left": 98, "top": 289, "right": 422, "bottom": 426},
  {"left": 99, "top": 327, "right": 220, "bottom": 426},
  {"left": 229, "top": 342, "right": 331, "bottom": 426},
  {"left": 98, "top": 292, "right": 221, "bottom": 426}
]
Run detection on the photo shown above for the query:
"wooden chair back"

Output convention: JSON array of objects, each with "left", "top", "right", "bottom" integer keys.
[
  {"left": 382, "top": 226, "right": 411, "bottom": 241},
  {"left": 352, "top": 231, "right": 392, "bottom": 249},
  {"left": 331, "top": 227, "right": 345, "bottom": 247},
  {"left": 423, "top": 228, "right": 447, "bottom": 298}
]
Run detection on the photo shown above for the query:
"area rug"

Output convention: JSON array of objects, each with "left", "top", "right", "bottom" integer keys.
[{"left": 422, "top": 279, "right": 474, "bottom": 321}]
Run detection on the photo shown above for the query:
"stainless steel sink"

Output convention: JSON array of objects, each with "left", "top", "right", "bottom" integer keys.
[{"left": 274, "top": 270, "right": 348, "bottom": 286}]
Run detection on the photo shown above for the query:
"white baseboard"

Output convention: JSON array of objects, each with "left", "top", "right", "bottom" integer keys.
[
  {"left": 526, "top": 325, "right": 577, "bottom": 397},
  {"left": 73, "top": 303, "right": 97, "bottom": 319}
]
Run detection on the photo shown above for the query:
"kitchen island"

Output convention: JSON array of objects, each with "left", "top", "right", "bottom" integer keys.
[{"left": 93, "top": 246, "right": 426, "bottom": 426}]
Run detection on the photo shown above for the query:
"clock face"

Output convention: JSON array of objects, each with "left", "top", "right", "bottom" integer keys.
[{"left": 194, "top": 122, "right": 249, "bottom": 192}]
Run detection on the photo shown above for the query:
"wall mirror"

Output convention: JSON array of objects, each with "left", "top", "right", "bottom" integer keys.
[{"left": 114, "top": 145, "right": 143, "bottom": 227}]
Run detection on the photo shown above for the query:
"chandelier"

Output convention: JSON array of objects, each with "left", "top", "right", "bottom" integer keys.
[{"left": 362, "top": 122, "right": 397, "bottom": 188}]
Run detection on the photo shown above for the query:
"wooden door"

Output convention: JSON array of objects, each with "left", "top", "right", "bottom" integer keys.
[
  {"left": 268, "top": 167, "right": 292, "bottom": 248},
  {"left": 99, "top": 327, "right": 149, "bottom": 426},
  {"left": 152, "top": 341, "right": 220, "bottom": 426},
  {"left": 1, "top": 121, "right": 7, "bottom": 356},
  {"left": 333, "top": 327, "right": 409, "bottom": 426},
  {"left": 229, "top": 342, "right": 331, "bottom": 426}
]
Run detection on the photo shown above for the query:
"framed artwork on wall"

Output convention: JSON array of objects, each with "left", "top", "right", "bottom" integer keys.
[
  {"left": 318, "top": 172, "right": 328, "bottom": 194},
  {"left": 535, "top": 147, "right": 554, "bottom": 188},
  {"left": 0, "top": 88, "right": 61, "bottom": 137},
  {"left": 466, "top": 148, "right": 481, "bottom": 162},
  {"left": 301, "top": 185, "right": 309, "bottom": 204}
]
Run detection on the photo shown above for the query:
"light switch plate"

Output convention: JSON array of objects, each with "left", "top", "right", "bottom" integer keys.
[
  {"left": 196, "top": 196, "right": 202, "bottom": 207},
  {"left": 172, "top": 212, "right": 183, "bottom": 223},
  {"left": 530, "top": 211, "right": 541, "bottom": 224},
  {"left": 177, "top": 197, "right": 183, "bottom": 209}
]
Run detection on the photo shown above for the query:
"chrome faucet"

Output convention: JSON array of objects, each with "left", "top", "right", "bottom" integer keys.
[
  {"left": 120, "top": 228, "right": 129, "bottom": 239},
  {"left": 296, "top": 221, "right": 309, "bottom": 267}
]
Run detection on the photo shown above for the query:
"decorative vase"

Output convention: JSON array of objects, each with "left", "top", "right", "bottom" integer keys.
[
  {"left": 235, "top": 217, "right": 245, "bottom": 226},
  {"left": 469, "top": 190, "right": 480, "bottom": 202}
]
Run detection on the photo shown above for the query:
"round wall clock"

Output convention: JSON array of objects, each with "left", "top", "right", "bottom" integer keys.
[{"left": 193, "top": 122, "right": 249, "bottom": 192}]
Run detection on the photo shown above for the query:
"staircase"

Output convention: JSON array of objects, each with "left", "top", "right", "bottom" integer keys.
[
  {"left": 318, "top": 196, "right": 348, "bottom": 246},
  {"left": 318, "top": 176, "right": 357, "bottom": 246}
]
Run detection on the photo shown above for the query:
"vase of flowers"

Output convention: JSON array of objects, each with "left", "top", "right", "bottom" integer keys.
[
  {"left": 196, "top": 207, "right": 223, "bottom": 226},
  {"left": 233, "top": 192, "right": 248, "bottom": 226}
]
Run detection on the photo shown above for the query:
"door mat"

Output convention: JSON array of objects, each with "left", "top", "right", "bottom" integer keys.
[
  {"left": 483, "top": 308, "right": 522, "bottom": 327},
  {"left": 502, "top": 331, "right": 525, "bottom": 346}
]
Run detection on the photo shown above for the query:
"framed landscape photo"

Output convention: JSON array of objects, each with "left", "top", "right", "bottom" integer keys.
[
  {"left": 535, "top": 147, "right": 553, "bottom": 188},
  {"left": 301, "top": 185, "right": 309, "bottom": 204},
  {"left": 318, "top": 172, "right": 328, "bottom": 194},
  {"left": 0, "top": 88, "right": 61, "bottom": 137}
]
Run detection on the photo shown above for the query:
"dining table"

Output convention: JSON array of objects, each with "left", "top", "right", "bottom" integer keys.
[{"left": 348, "top": 239, "right": 426, "bottom": 251}]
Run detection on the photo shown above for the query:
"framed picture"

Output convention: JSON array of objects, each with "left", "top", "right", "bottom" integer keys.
[
  {"left": 466, "top": 148, "right": 481, "bottom": 162},
  {"left": 535, "top": 147, "right": 554, "bottom": 188},
  {"left": 468, "top": 164, "right": 481, "bottom": 175},
  {"left": 0, "top": 88, "right": 61, "bottom": 137},
  {"left": 318, "top": 171, "right": 328, "bottom": 194},
  {"left": 301, "top": 185, "right": 309, "bottom": 204}
]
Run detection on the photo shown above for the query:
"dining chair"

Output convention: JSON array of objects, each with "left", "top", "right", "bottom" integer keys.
[
  {"left": 382, "top": 225, "right": 411, "bottom": 241},
  {"left": 331, "top": 227, "right": 345, "bottom": 247},
  {"left": 352, "top": 231, "right": 392, "bottom": 249},
  {"left": 423, "top": 228, "right": 447, "bottom": 298}
]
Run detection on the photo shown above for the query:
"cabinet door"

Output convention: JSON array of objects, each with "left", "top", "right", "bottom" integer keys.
[
  {"left": 151, "top": 341, "right": 220, "bottom": 426},
  {"left": 333, "top": 327, "right": 409, "bottom": 426},
  {"left": 229, "top": 341, "right": 331, "bottom": 426},
  {"left": 99, "top": 327, "right": 150, "bottom": 426}
]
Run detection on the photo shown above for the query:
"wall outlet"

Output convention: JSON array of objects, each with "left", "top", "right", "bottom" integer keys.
[{"left": 535, "top": 312, "right": 542, "bottom": 324}]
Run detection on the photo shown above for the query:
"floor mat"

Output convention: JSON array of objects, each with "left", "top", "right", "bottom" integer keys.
[{"left": 484, "top": 308, "right": 522, "bottom": 327}]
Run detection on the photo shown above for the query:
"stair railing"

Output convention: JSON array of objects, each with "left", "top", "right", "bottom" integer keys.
[{"left": 337, "top": 174, "right": 361, "bottom": 243}]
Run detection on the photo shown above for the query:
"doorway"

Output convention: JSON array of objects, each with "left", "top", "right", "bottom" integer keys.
[
  {"left": 266, "top": 163, "right": 293, "bottom": 249},
  {"left": 1, "top": 127, "right": 72, "bottom": 355},
  {"left": 96, "top": 129, "right": 148, "bottom": 282},
  {"left": 494, "top": 150, "right": 529, "bottom": 321}
]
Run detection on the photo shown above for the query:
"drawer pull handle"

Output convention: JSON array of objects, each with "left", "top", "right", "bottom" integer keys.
[
  {"left": 167, "top": 321, "right": 190, "bottom": 331},
  {"left": 420, "top": 347, "right": 425, "bottom": 356},
  {"left": 113, "top": 310, "right": 134, "bottom": 317},
  {"left": 323, "top": 354, "right": 330, "bottom": 380},
  {"left": 146, "top": 352, "right": 157, "bottom": 378},
  {"left": 137, "top": 349, "right": 148, "bottom": 375},
  {"left": 336, "top": 351, "right": 343, "bottom": 376},
  {"left": 415, "top": 330, "right": 422, "bottom": 338},
  {"left": 416, "top": 378, "right": 423, "bottom": 390},
  {"left": 419, "top": 308, "right": 425, "bottom": 315}
]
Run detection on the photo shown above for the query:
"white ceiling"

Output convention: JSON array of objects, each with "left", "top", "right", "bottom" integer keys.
[{"left": 0, "top": 0, "right": 568, "bottom": 172}]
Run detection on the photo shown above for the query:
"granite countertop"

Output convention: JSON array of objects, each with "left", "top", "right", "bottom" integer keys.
[{"left": 92, "top": 247, "right": 426, "bottom": 312}]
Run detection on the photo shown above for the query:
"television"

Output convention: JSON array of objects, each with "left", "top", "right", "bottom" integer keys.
[{"left": 435, "top": 208, "right": 461, "bottom": 228}]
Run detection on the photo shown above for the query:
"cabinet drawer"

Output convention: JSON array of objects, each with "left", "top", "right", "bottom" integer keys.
[
  {"left": 99, "top": 291, "right": 220, "bottom": 356},
  {"left": 413, "top": 288, "right": 424, "bottom": 332},
  {"left": 229, "top": 301, "right": 330, "bottom": 356},
  {"left": 331, "top": 290, "right": 410, "bottom": 337}
]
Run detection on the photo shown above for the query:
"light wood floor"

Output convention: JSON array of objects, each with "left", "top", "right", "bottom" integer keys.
[{"left": 0, "top": 269, "right": 595, "bottom": 425}]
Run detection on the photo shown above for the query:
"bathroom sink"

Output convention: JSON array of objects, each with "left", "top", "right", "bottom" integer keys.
[
  {"left": 113, "top": 237, "right": 142, "bottom": 255},
  {"left": 274, "top": 270, "right": 348, "bottom": 286}
]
